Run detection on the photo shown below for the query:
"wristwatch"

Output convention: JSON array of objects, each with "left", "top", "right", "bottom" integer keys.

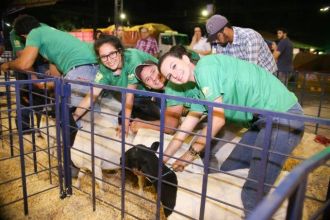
[{"left": 188, "top": 146, "right": 200, "bottom": 158}]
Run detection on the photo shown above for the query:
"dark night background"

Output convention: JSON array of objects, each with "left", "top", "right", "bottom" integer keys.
[{"left": 2, "top": 0, "right": 330, "bottom": 50}]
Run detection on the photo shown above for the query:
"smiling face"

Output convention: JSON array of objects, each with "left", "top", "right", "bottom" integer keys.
[
  {"left": 140, "top": 65, "right": 166, "bottom": 90},
  {"left": 98, "top": 43, "right": 123, "bottom": 71},
  {"left": 160, "top": 55, "right": 193, "bottom": 85}
]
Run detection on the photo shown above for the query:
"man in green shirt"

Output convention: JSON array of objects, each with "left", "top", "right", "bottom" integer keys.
[
  {"left": 1, "top": 14, "right": 98, "bottom": 107},
  {"left": 159, "top": 51, "right": 304, "bottom": 211}
]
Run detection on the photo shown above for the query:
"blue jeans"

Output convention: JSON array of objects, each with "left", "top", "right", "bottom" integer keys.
[
  {"left": 220, "top": 103, "right": 305, "bottom": 212},
  {"left": 65, "top": 64, "right": 99, "bottom": 107}
]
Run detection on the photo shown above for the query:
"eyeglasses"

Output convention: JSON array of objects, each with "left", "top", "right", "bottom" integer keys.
[{"left": 99, "top": 51, "right": 119, "bottom": 62}]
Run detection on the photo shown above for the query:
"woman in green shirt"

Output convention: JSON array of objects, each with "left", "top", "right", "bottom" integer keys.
[
  {"left": 158, "top": 48, "right": 304, "bottom": 211},
  {"left": 133, "top": 46, "right": 240, "bottom": 167},
  {"left": 74, "top": 35, "right": 160, "bottom": 136}
]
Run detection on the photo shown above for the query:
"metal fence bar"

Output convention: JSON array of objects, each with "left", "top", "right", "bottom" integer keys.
[
  {"left": 120, "top": 91, "right": 127, "bottom": 219},
  {"left": 247, "top": 147, "right": 330, "bottom": 220},
  {"left": 54, "top": 78, "right": 65, "bottom": 198},
  {"left": 44, "top": 87, "right": 54, "bottom": 185},
  {"left": 286, "top": 177, "right": 307, "bottom": 220},
  {"left": 61, "top": 82, "right": 72, "bottom": 197},
  {"left": 5, "top": 72, "right": 14, "bottom": 156},
  {"left": 256, "top": 116, "right": 273, "bottom": 203},
  {"left": 155, "top": 96, "right": 166, "bottom": 220},
  {"left": 14, "top": 82, "right": 29, "bottom": 215},
  {"left": 199, "top": 106, "right": 213, "bottom": 220},
  {"left": 90, "top": 85, "right": 96, "bottom": 211},
  {"left": 27, "top": 74, "right": 38, "bottom": 173}
]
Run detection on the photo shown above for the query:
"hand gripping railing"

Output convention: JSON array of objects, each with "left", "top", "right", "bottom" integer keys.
[{"left": 247, "top": 147, "right": 330, "bottom": 220}]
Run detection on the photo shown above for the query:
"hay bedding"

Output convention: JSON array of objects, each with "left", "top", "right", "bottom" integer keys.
[
  {"left": 0, "top": 123, "right": 329, "bottom": 220},
  {"left": 0, "top": 130, "right": 166, "bottom": 220}
]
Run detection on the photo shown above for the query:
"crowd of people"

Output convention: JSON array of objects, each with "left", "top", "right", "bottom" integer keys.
[{"left": 0, "top": 13, "right": 303, "bottom": 213}]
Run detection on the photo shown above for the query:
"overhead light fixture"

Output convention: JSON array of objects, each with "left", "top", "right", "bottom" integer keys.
[
  {"left": 120, "top": 13, "right": 126, "bottom": 20},
  {"left": 320, "top": 6, "right": 329, "bottom": 12},
  {"left": 201, "top": 9, "right": 208, "bottom": 17},
  {"left": 5, "top": 22, "right": 11, "bottom": 27}
]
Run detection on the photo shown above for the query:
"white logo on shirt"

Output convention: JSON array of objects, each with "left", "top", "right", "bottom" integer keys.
[
  {"left": 95, "top": 72, "right": 103, "bottom": 82},
  {"left": 128, "top": 73, "right": 135, "bottom": 80},
  {"left": 202, "top": 87, "right": 210, "bottom": 97}
]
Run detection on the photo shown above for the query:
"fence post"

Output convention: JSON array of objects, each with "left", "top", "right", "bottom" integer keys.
[
  {"left": 53, "top": 78, "right": 65, "bottom": 198},
  {"left": 61, "top": 82, "right": 72, "bottom": 196},
  {"left": 256, "top": 116, "right": 273, "bottom": 203},
  {"left": 27, "top": 74, "right": 38, "bottom": 173},
  {"left": 14, "top": 82, "right": 29, "bottom": 215},
  {"left": 90, "top": 85, "right": 96, "bottom": 211},
  {"left": 5, "top": 72, "right": 14, "bottom": 156},
  {"left": 156, "top": 96, "right": 166, "bottom": 220},
  {"left": 286, "top": 177, "right": 307, "bottom": 220},
  {"left": 120, "top": 91, "right": 127, "bottom": 219},
  {"left": 199, "top": 106, "right": 214, "bottom": 220}
]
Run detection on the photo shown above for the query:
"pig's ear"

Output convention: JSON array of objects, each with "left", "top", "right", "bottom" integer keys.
[{"left": 151, "top": 142, "right": 160, "bottom": 152}]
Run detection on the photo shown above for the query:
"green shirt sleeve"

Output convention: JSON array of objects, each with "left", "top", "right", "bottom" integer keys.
[
  {"left": 165, "top": 81, "right": 206, "bottom": 113},
  {"left": 10, "top": 30, "right": 25, "bottom": 55},
  {"left": 25, "top": 28, "right": 42, "bottom": 49}
]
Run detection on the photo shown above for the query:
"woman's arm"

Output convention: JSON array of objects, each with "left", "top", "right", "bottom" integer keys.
[
  {"left": 172, "top": 97, "right": 225, "bottom": 171},
  {"left": 73, "top": 87, "right": 103, "bottom": 121},
  {"left": 163, "top": 111, "right": 203, "bottom": 163},
  {"left": 116, "top": 84, "right": 138, "bottom": 137}
]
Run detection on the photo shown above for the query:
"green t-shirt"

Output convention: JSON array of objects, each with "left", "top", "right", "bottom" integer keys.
[
  {"left": 194, "top": 54, "right": 297, "bottom": 126},
  {"left": 10, "top": 30, "right": 25, "bottom": 55},
  {"left": 95, "top": 48, "right": 157, "bottom": 90},
  {"left": 25, "top": 25, "right": 97, "bottom": 74},
  {"left": 165, "top": 81, "right": 206, "bottom": 113}
]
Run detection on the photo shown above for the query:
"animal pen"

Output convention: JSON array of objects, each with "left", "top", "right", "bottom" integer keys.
[{"left": 0, "top": 56, "right": 330, "bottom": 219}]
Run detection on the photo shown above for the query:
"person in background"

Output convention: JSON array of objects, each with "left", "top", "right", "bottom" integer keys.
[
  {"left": 114, "top": 25, "right": 134, "bottom": 48},
  {"left": 135, "top": 27, "right": 159, "bottom": 57},
  {"left": 73, "top": 35, "right": 160, "bottom": 137},
  {"left": 114, "top": 25, "right": 124, "bottom": 41},
  {"left": 272, "top": 28, "right": 294, "bottom": 85},
  {"left": 206, "top": 14, "right": 277, "bottom": 73},
  {"left": 189, "top": 26, "right": 211, "bottom": 57},
  {"left": 158, "top": 48, "right": 304, "bottom": 212},
  {"left": 95, "top": 30, "right": 104, "bottom": 39}
]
